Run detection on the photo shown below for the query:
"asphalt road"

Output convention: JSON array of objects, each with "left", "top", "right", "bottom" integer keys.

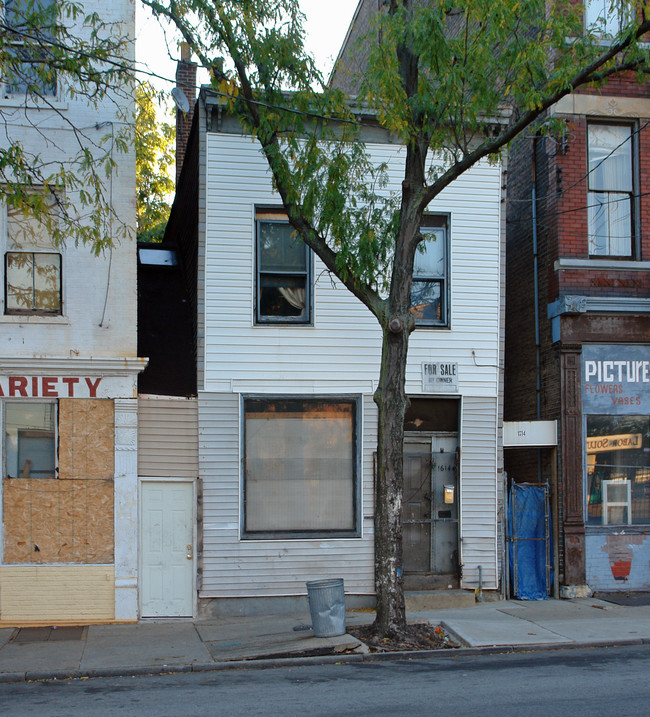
[{"left": 2, "top": 644, "right": 649, "bottom": 716}]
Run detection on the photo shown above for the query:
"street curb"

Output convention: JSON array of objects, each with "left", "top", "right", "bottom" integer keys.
[{"left": 1, "top": 639, "right": 649, "bottom": 684}]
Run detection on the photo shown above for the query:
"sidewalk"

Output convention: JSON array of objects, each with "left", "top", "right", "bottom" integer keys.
[{"left": 1, "top": 597, "right": 649, "bottom": 683}]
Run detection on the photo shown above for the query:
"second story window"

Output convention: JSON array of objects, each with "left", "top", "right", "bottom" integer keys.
[
  {"left": 3, "top": 0, "right": 58, "bottom": 98},
  {"left": 411, "top": 222, "right": 448, "bottom": 328},
  {"left": 585, "top": 0, "right": 631, "bottom": 38},
  {"left": 256, "top": 214, "right": 311, "bottom": 324},
  {"left": 3, "top": 194, "right": 62, "bottom": 315},
  {"left": 587, "top": 123, "right": 634, "bottom": 258}
]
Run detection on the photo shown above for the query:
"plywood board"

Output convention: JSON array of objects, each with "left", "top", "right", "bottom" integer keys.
[
  {"left": 3, "top": 478, "right": 114, "bottom": 564},
  {"left": 0, "top": 565, "right": 115, "bottom": 623},
  {"left": 59, "top": 399, "right": 115, "bottom": 479}
]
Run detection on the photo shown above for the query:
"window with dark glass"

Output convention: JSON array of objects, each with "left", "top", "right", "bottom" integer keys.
[
  {"left": 3, "top": 0, "right": 58, "bottom": 97},
  {"left": 587, "top": 123, "right": 634, "bottom": 257},
  {"left": 411, "top": 224, "right": 448, "bottom": 327},
  {"left": 256, "top": 217, "right": 311, "bottom": 323},
  {"left": 586, "top": 415, "right": 650, "bottom": 526},
  {"left": 3, "top": 401, "right": 57, "bottom": 479},
  {"left": 243, "top": 398, "right": 358, "bottom": 537}
]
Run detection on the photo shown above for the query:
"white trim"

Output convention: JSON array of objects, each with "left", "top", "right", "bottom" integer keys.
[
  {"left": 0, "top": 356, "right": 147, "bottom": 374},
  {"left": 555, "top": 258, "right": 650, "bottom": 272}
]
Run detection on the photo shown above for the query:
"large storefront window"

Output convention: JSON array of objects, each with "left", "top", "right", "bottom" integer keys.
[
  {"left": 582, "top": 344, "right": 650, "bottom": 528},
  {"left": 586, "top": 415, "right": 650, "bottom": 526},
  {"left": 243, "top": 397, "right": 358, "bottom": 538}
]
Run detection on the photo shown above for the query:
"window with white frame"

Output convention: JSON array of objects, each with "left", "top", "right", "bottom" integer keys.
[
  {"left": 243, "top": 397, "right": 359, "bottom": 537},
  {"left": 411, "top": 220, "right": 448, "bottom": 327},
  {"left": 584, "top": 0, "right": 632, "bottom": 37},
  {"left": 255, "top": 214, "right": 311, "bottom": 324},
  {"left": 3, "top": 401, "right": 57, "bottom": 479},
  {"left": 2, "top": 0, "right": 58, "bottom": 98},
  {"left": 587, "top": 123, "right": 635, "bottom": 257},
  {"left": 3, "top": 195, "right": 62, "bottom": 314}
]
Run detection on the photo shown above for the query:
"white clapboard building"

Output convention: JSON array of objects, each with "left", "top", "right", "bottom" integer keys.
[{"left": 159, "top": 85, "right": 505, "bottom": 618}]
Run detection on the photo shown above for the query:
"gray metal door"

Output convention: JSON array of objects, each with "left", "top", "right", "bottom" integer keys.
[{"left": 402, "top": 435, "right": 459, "bottom": 588}]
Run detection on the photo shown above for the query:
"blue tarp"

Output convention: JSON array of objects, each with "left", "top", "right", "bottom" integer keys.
[{"left": 508, "top": 483, "right": 551, "bottom": 600}]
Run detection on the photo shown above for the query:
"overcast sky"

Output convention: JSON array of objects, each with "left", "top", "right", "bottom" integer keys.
[{"left": 135, "top": 1, "right": 358, "bottom": 96}]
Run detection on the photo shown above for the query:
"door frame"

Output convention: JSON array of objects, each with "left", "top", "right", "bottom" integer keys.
[
  {"left": 403, "top": 431, "right": 460, "bottom": 588},
  {"left": 139, "top": 477, "right": 197, "bottom": 619}
]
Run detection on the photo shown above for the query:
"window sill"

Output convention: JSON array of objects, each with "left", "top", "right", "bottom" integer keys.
[
  {"left": 0, "top": 95, "right": 68, "bottom": 111},
  {"left": 242, "top": 532, "right": 362, "bottom": 542},
  {"left": 555, "top": 258, "right": 650, "bottom": 271},
  {"left": 1, "top": 314, "right": 68, "bottom": 325},
  {"left": 586, "top": 524, "right": 650, "bottom": 534}
]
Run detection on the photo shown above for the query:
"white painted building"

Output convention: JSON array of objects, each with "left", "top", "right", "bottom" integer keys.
[
  {"left": 0, "top": 0, "right": 144, "bottom": 624},
  {"left": 160, "top": 90, "right": 505, "bottom": 617}
]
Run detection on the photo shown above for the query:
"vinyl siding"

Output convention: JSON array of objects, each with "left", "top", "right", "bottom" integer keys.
[
  {"left": 197, "top": 129, "right": 503, "bottom": 597},
  {"left": 202, "top": 134, "right": 501, "bottom": 398},
  {"left": 460, "top": 396, "right": 499, "bottom": 589},
  {"left": 198, "top": 391, "right": 375, "bottom": 597},
  {"left": 138, "top": 397, "right": 198, "bottom": 478}
]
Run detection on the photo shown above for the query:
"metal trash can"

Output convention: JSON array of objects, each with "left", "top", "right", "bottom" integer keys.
[{"left": 306, "top": 578, "right": 346, "bottom": 637}]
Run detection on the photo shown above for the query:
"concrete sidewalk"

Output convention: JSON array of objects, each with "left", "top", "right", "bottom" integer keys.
[{"left": 1, "top": 597, "right": 649, "bottom": 683}]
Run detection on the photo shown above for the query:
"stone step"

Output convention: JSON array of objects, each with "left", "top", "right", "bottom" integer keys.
[{"left": 405, "top": 589, "right": 476, "bottom": 611}]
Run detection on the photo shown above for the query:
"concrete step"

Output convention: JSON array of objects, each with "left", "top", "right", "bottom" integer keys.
[{"left": 405, "top": 589, "right": 476, "bottom": 611}]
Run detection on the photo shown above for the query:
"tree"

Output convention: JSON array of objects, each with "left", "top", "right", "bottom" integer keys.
[
  {"left": 136, "top": 81, "right": 175, "bottom": 242},
  {"left": 0, "top": 0, "right": 134, "bottom": 252},
  {"left": 141, "top": 0, "right": 650, "bottom": 636}
]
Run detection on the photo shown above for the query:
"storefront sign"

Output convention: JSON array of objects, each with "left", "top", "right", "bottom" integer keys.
[
  {"left": 582, "top": 345, "right": 650, "bottom": 415},
  {"left": 0, "top": 376, "right": 104, "bottom": 398},
  {"left": 504, "top": 420, "right": 557, "bottom": 447},
  {"left": 586, "top": 433, "right": 643, "bottom": 453},
  {"left": 422, "top": 362, "right": 458, "bottom": 393}
]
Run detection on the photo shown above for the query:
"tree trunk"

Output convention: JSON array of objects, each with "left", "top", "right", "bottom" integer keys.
[{"left": 373, "top": 317, "right": 410, "bottom": 636}]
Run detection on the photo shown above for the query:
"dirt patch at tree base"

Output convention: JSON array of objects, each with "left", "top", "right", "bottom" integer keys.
[{"left": 347, "top": 623, "right": 460, "bottom": 652}]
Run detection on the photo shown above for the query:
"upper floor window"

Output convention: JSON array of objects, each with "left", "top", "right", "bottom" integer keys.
[
  {"left": 3, "top": 0, "right": 58, "bottom": 98},
  {"left": 585, "top": 0, "right": 632, "bottom": 37},
  {"left": 411, "top": 220, "right": 448, "bottom": 327},
  {"left": 587, "top": 123, "right": 634, "bottom": 258},
  {"left": 256, "top": 213, "right": 311, "bottom": 324},
  {"left": 3, "top": 194, "right": 62, "bottom": 314}
]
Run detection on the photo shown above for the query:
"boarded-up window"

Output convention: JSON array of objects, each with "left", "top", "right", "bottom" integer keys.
[
  {"left": 58, "top": 399, "right": 114, "bottom": 479},
  {"left": 244, "top": 398, "right": 358, "bottom": 536}
]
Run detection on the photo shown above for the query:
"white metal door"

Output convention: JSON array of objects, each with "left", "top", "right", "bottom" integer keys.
[{"left": 141, "top": 481, "right": 194, "bottom": 617}]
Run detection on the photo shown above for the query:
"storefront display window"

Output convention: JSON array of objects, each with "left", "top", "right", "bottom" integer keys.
[{"left": 586, "top": 414, "right": 650, "bottom": 526}]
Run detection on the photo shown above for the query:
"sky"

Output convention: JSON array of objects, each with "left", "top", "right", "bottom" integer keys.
[{"left": 135, "top": 1, "right": 358, "bottom": 98}]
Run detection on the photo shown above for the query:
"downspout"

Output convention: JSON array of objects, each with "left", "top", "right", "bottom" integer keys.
[
  {"left": 532, "top": 138, "right": 541, "bottom": 429},
  {"left": 532, "top": 135, "right": 560, "bottom": 598}
]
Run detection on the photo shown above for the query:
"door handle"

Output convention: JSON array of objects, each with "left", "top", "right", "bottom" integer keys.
[{"left": 187, "top": 544, "right": 192, "bottom": 560}]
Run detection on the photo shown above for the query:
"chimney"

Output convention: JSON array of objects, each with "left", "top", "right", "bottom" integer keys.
[{"left": 175, "top": 42, "right": 197, "bottom": 183}]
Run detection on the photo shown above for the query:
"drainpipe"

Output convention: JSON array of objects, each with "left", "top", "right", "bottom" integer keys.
[{"left": 533, "top": 135, "right": 560, "bottom": 598}]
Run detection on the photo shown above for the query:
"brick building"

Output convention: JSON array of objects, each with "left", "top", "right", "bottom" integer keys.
[{"left": 505, "top": 4, "right": 650, "bottom": 595}]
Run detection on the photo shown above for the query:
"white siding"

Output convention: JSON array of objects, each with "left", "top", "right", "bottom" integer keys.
[
  {"left": 199, "top": 391, "right": 375, "bottom": 597},
  {"left": 202, "top": 134, "right": 501, "bottom": 399},
  {"left": 460, "top": 396, "right": 499, "bottom": 589},
  {"left": 198, "top": 128, "right": 503, "bottom": 598},
  {"left": 138, "top": 397, "right": 198, "bottom": 478}
]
